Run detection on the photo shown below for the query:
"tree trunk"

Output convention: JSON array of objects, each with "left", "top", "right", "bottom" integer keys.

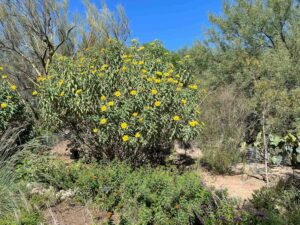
[{"left": 262, "top": 110, "right": 269, "bottom": 186}]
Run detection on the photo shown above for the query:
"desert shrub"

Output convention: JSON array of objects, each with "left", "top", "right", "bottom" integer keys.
[
  {"left": 17, "top": 156, "right": 221, "bottom": 224},
  {"left": 38, "top": 40, "right": 202, "bottom": 162},
  {"left": 199, "top": 86, "right": 251, "bottom": 173},
  {"left": 0, "top": 73, "right": 25, "bottom": 134},
  {"left": 249, "top": 178, "right": 300, "bottom": 225}
]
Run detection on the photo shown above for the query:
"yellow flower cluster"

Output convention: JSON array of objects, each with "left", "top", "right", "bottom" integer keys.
[
  {"left": 75, "top": 89, "right": 82, "bottom": 95},
  {"left": 115, "top": 91, "right": 121, "bottom": 97},
  {"left": 100, "top": 118, "right": 107, "bottom": 125},
  {"left": 121, "top": 122, "right": 128, "bottom": 130},
  {"left": 189, "top": 120, "right": 198, "bottom": 127},
  {"left": 10, "top": 85, "right": 17, "bottom": 91},
  {"left": 173, "top": 116, "right": 180, "bottom": 121},
  {"left": 154, "top": 101, "right": 161, "bottom": 107},
  {"left": 101, "top": 105, "right": 107, "bottom": 112},
  {"left": 32, "top": 91, "right": 38, "bottom": 96},
  {"left": 1, "top": 102, "right": 7, "bottom": 109},
  {"left": 130, "top": 90, "right": 137, "bottom": 96}
]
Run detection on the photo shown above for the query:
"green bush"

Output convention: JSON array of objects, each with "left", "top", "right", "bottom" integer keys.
[
  {"left": 17, "top": 156, "right": 216, "bottom": 224},
  {"left": 0, "top": 211, "right": 42, "bottom": 225},
  {"left": 0, "top": 73, "right": 25, "bottom": 134},
  {"left": 199, "top": 86, "right": 250, "bottom": 174},
  {"left": 38, "top": 40, "right": 202, "bottom": 162}
]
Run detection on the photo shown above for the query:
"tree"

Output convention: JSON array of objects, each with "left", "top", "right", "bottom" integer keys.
[
  {"left": 0, "top": 0, "right": 131, "bottom": 120},
  {"left": 189, "top": 0, "right": 300, "bottom": 173}
]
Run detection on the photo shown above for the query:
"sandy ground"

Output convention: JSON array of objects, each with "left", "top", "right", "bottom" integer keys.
[
  {"left": 200, "top": 170, "right": 265, "bottom": 200},
  {"left": 43, "top": 201, "right": 119, "bottom": 225}
]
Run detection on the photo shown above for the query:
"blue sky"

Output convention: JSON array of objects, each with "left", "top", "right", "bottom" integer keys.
[{"left": 70, "top": 0, "right": 223, "bottom": 50}]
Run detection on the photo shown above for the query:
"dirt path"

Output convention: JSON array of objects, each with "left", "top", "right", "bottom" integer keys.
[
  {"left": 174, "top": 143, "right": 266, "bottom": 200},
  {"left": 200, "top": 170, "right": 265, "bottom": 200}
]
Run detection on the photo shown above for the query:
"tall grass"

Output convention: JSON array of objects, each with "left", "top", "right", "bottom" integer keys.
[{"left": 0, "top": 125, "right": 47, "bottom": 222}]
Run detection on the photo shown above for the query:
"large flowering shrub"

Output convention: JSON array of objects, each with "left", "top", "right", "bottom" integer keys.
[
  {"left": 38, "top": 40, "right": 203, "bottom": 161},
  {"left": 0, "top": 69, "right": 25, "bottom": 133}
]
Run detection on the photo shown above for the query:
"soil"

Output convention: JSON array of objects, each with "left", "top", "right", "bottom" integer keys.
[
  {"left": 50, "top": 140, "right": 73, "bottom": 164},
  {"left": 43, "top": 201, "right": 119, "bottom": 225},
  {"left": 200, "top": 170, "right": 265, "bottom": 200}
]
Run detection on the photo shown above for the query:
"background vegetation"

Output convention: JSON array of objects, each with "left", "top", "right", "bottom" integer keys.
[{"left": 0, "top": 0, "right": 299, "bottom": 224}]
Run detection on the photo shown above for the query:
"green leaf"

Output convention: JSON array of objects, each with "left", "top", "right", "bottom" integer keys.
[
  {"left": 297, "top": 154, "right": 300, "bottom": 163},
  {"left": 269, "top": 134, "right": 282, "bottom": 146},
  {"left": 271, "top": 156, "right": 282, "bottom": 165}
]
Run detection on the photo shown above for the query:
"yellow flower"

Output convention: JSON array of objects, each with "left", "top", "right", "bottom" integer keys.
[
  {"left": 188, "top": 84, "right": 198, "bottom": 90},
  {"left": 141, "top": 69, "right": 147, "bottom": 74},
  {"left": 138, "top": 46, "right": 145, "bottom": 51},
  {"left": 98, "top": 73, "right": 104, "bottom": 78},
  {"left": 167, "top": 78, "right": 174, "bottom": 83},
  {"left": 101, "top": 105, "right": 107, "bottom": 112},
  {"left": 132, "top": 60, "right": 138, "bottom": 65},
  {"left": 1, "top": 103, "right": 7, "bottom": 109},
  {"left": 37, "top": 76, "right": 46, "bottom": 82},
  {"left": 121, "top": 122, "right": 128, "bottom": 130},
  {"left": 1, "top": 75, "right": 7, "bottom": 79},
  {"left": 101, "top": 64, "right": 109, "bottom": 71},
  {"left": 10, "top": 85, "right": 17, "bottom": 91},
  {"left": 147, "top": 78, "right": 153, "bottom": 82},
  {"left": 154, "top": 79, "right": 161, "bottom": 84},
  {"left": 93, "top": 128, "right": 99, "bottom": 133},
  {"left": 138, "top": 61, "right": 144, "bottom": 65},
  {"left": 108, "top": 101, "right": 114, "bottom": 107},
  {"left": 156, "top": 71, "right": 162, "bottom": 76},
  {"left": 100, "top": 118, "right": 107, "bottom": 125},
  {"left": 122, "top": 135, "right": 129, "bottom": 142},
  {"left": 121, "top": 66, "right": 127, "bottom": 72},
  {"left": 178, "top": 83, "right": 183, "bottom": 87},
  {"left": 135, "top": 132, "right": 141, "bottom": 138},
  {"left": 60, "top": 91, "right": 65, "bottom": 97},
  {"left": 115, "top": 91, "right": 121, "bottom": 97},
  {"left": 181, "top": 99, "right": 187, "bottom": 105},
  {"left": 189, "top": 120, "right": 198, "bottom": 127},
  {"left": 176, "top": 87, "right": 182, "bottom": 92},
  {"left": 130, "top": 90, "right": 137, "bottom": 96},
  {"left": 133, "top": 112, "right": 138, "bottom": 117},
  {"left": 32, "top": 91, "right": 38, "bottom": 96},
  {"left": 101, "top": 95, "right": 106, "bottom": 101},
  {"left": 7, "top": 96, "right": 12, "bottom": 99},
  {"left": 164, "top": 72, "right": 170, "bottom": 77},
  {"left": 58, "top": 79, "right": 64, "bottom": 86},
  {"left": 139, "top": 117, "right": 144, "bottom": 123},
  {"left": 154, "top": 101, "right": 161, "bottom": 107},
  {"left": 151, "top": 89, "right": 158, "bottom": 95},
  {"left": 173, "top": 116, "right": 180, "bottom": 121},
  {"left": 75, "top": 89, "right": 82, "bottom": 95},
  {"left": 0, "top": 66, "right": 3, "bottom": 71}
]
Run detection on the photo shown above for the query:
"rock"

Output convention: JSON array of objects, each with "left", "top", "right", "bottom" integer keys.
[{"left": 56, "top": 189, "right": 76, "bottom": 201}]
